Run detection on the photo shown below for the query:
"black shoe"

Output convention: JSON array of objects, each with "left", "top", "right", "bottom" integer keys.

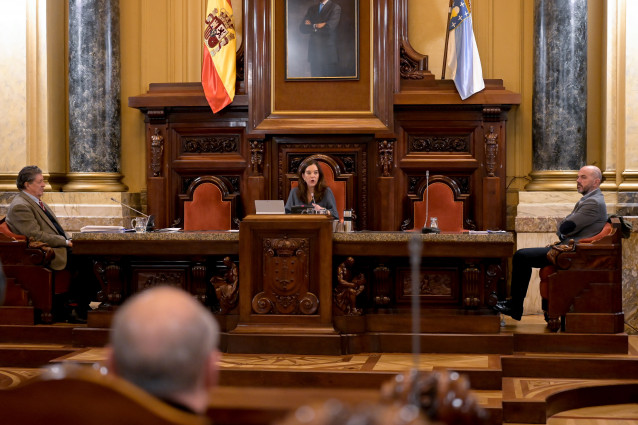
[
  {"left": 493, "top": 300, "right": 523, "bottom": 321},
  {"left": 67, "top": 308, "right": 87, "bottom": 324}
]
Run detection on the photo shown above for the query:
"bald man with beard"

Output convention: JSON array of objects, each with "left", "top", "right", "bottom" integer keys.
[
  {"left": 494, "top": 165, "right": 607, "bottom": 321},
  {"left": 107, "top": 286, "right": 220, "bottom": 416}
]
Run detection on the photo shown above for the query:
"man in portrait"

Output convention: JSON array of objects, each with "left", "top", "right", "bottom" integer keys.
[{"left": 299, "top": 0, "right": 342, "bottom": 77}]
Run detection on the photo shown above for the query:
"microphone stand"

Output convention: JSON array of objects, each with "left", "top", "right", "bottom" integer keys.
[
  {"left": 422, "top": 170, "right": 440, "bottom": 234},
  {"left": 111, "top": 198, "right": 155, "bottom": 231}
]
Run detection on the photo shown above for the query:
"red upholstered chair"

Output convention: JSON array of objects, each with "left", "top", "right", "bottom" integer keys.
[
  {"left": 291, "top": 158, "right": 348, "bottom": 222},
  {"left": 181, "top": 176, "right": 239, "bottom": 231},
  {"left": 402, "top": 177, "right": 467, "bottom": 232},
  {"left": 0, "top": 217, "right": 70, "bottom": 324},
  {"left": 539, "top": 218, "right": 623, "bottom": 333}
]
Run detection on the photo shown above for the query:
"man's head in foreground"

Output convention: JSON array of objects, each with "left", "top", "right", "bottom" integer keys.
[{"left": 108, "top": 286, "right": 220, "bottom": 414}]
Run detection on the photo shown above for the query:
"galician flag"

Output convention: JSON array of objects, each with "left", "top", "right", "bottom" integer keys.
[
  {"left": 202, "top": 0, "right": 236, "bottom": 113},
  {"left": 446, "top": 0, "right": 484, "bottom": 100}
]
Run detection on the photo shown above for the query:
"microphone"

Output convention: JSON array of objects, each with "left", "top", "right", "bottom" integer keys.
[
  {"left": 111, "top": 198, "right": 155, "bottom": 231},
  {"left": 422, "top": 170, "right": 440, "bottom": 234}
]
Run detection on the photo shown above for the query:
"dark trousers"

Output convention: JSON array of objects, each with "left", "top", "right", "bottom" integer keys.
[{"left": 510, "top": 246, "right": 551, "bottom": 310}]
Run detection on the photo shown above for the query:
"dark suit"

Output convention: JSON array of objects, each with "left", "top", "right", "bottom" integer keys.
[
  {"left": 6, "top": 192, "right": 68, "bottom": 270},
  {"left": 300, "top": 0, "right": 341, "bottom": 77},
  {"left": 509, "top": 188, "right": 607, "bottom": 311}
]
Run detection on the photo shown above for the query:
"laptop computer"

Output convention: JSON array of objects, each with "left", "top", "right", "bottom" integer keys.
[{"left": 255, "top": 200, "right": 286, "bottom": 214}]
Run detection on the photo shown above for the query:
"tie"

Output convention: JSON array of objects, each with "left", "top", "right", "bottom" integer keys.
[
  {"left": 38, "top": 200, "right": 46, "bottom": 211},
  {"left": 319, "top": 3, "right": 324, "bottom": 12}
]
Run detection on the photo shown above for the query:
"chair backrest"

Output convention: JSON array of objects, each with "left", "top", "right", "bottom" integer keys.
[
  {"left": 291, "top": 160, "right": 347, "bottom": 221},
  {"left": 577, "top": 221, "right": 613, "bottom": 244},
  {"left": 0, "top": 364, "right": 210, "bottom": 425},
  {"left": 413, "top": 181, "right": 464, "bottom": 232},
  {"left": 0, "top": 216, "right": 27, "bottom": 242},
  {"left": 182, "top": 177, "right": 237, "bottom": 231}
]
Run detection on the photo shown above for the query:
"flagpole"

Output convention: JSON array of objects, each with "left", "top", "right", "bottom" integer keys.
[{"left": 441, "top": 0, "right": 454, "bottom": 79}]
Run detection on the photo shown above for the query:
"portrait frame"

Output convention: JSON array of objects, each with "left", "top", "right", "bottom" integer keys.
[{"left": 285, "top": 0, "right": 359, "bottom": 81}]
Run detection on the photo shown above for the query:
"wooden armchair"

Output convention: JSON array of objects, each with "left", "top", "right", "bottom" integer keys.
[
  {"left": 0, "top": 217, "right": 70, "bottom": 324},
  {"left": 0, "top": 364, "right": 209, "bottom": 425},
  {"left": 180, "top": 176, "right": 239, "bottom": 231},
  {"left": 539, "top": 217, "right": 623, "bottom": 333},
  {"left": 401, "top": 176, "right": 468, "bottom": 232}
]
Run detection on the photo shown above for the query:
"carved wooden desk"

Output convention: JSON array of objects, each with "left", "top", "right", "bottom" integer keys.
[{"left": 72, "top": 229, "right": 514, "bottom": 343}]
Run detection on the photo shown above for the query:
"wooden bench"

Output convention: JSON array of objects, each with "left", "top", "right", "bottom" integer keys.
[{"left": 539, "top": 217, "right": 624, "bottom": 333}]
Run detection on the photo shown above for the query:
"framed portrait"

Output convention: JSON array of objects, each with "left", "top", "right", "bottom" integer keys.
[{"left": 285, "top": 0, "right": 359, "bottom": 80}]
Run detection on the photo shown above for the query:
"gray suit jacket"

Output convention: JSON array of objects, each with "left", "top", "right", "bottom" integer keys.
[
  {"left": 557, "top": 188, "right": 607, "bottom": 243},
  {"left": 6, "top": 192, "right": 68, "bottom": 270}
]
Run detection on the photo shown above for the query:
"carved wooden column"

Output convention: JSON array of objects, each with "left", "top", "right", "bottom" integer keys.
[
  {"left": 147, "top": 111, "right": 169, "bottom": 229},
  {"left": 482, "top": 123, "right": 503, "bottom": 230},
  {"left": 375, "top": 139, "right": 397, "bottom": 230},
  {"left": 244, "top": 138, "right": 266, "bottom": 215}
]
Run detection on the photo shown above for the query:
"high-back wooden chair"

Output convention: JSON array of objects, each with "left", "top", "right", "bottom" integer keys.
[
  {"left": 0, "top": 364, "right": 210, "bottom": 425},
  {"left": 291, "top": 157, "right": 348, "bottom": 222},
  {"left": 402, "top": 177, "right": 466, "bottom": 232},
  {"left": 181, "top": 176, "right": 239, "bottom": 231},
  {"left": 539, "top": 217, "right": 623, "bottom": 333},
  {"left": 0, "top": 217, "right": 70, "bottom": 324}
]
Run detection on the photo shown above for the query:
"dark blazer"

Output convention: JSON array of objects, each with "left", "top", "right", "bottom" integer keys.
[
  {"left": 300, "top": 1, "right": 341, "bottom": 66},
  {"left": 6, "top": 192, "right": 68, "bottom": 270}
]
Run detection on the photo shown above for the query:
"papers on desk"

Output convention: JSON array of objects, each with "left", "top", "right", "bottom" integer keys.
[
  {"left": 468, "top": 230, "right": 507, "bottom": 235},
  {"left": 80, "top": 225, "right": 126, "bottom": 233}
]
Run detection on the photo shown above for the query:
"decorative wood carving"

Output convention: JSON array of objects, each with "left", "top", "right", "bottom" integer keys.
[
  {"left": 482, "top": 106, "right": 502, "bottom": 121},
  {"left": 211, "top": 256, "right": 239, "bottom": 314},
  {"left": 408, "top": 135, "right": 469, "bottom": 153},
  {"left": 400, "top": 46, "right": 427, "bottom": 80},
  {"left": 402, "top": 271, "right": 453, "bottom": 297},
  {"left": 378, "top": 140, "right": 394, "bottom": 177},
  {"left": 484, "top": 263, "right": 503, "bottom": 307},
  {"left": 93, "top": 260, "right": 123, "bottom": 309},
  {"left": 182, "top": 135, "right": 239, "bottom": 153},
  {"left": 462, "top": 262, "right": 481, "bottom": 308},
  {"left": 333, "top": 257, "right": 366, "bottom": 316},
  {"left": 150, "top": 128, "right": 164, "bottom": 177},
  {"left": 253, "top": 236, "right": 319, "bottom": 315},
  {"left": 484, "top": 126, "right": 499, "bottom": 177},
  {"left": 250, "top": 140, "right": 264, "bottom": 176},
  {"left": 373, "top": 264, "right": 392, "bottom": 305},
  {"left": 191, "top": 263, "right": 208, "bottom": 304},
  {"left": 140, "top": 272, "right": 185, "bottom": 289}
]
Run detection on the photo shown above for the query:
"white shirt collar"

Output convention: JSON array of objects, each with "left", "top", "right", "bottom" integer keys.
[{"left": 22, "top": 190, "right": 41, "bottom": 205}]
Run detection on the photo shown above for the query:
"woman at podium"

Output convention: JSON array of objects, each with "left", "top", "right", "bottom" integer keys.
[{"left": 285, "top": 160, "right": 338, "bottom": 219}]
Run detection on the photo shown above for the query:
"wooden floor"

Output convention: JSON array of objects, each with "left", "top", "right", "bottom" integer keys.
[{"left": 1, "top": 314, "right": 637, "bottom": 425}]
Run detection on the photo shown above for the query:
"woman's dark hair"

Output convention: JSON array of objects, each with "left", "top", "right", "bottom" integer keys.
[
  {"left": 297, "top": 159, "right": 327, "bottom": 203},
  {"left": 16, "top": 166, "right": 43, "bottom": 190}
]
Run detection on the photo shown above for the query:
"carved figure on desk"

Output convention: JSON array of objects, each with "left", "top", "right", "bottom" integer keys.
[
  {"left": 334, "top": 257, "right": 365, "bottom": 316},
  {"left": 210, "top": 256, "right": 238, "bottom": 314}
]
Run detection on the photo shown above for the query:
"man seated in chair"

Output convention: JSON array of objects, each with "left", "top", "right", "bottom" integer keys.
[
  {"left": 107, "top": 286, "right": 221, "bottom": 415},
  {"left": 6, "top": 165, "right": 92, "bottom": 322},
  {"left": 493, "top": 165, "right": 607, "bottom": 320}
]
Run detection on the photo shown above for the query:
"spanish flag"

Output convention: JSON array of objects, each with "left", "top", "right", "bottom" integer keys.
[{"left": 202, "top": 0, "right": 236, "bottom": 113}]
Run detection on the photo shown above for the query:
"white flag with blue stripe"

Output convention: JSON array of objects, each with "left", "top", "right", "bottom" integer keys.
[{"left": 446, "top": 0, "right": 484, "bottom": 100}]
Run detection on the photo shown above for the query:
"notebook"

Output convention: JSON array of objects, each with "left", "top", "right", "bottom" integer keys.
[{"left": 255, "top": 200, "right": 286, "bottom": 214}]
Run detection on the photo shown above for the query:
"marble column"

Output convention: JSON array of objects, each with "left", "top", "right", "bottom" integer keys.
[
  {"left": 65, "top": 0, "right": 127, "bottom": 191},
  {"left": 526, "top": 0, "right": 587, "bottom": 190}
]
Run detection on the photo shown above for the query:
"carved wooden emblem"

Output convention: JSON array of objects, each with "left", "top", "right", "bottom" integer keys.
[{"left": 252, "top": 237, "right": 318, "bottom": 315}]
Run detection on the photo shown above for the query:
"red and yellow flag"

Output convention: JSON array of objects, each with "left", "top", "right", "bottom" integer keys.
[{"left": 202, "top": 0, "right": 236, "bottom": 113}]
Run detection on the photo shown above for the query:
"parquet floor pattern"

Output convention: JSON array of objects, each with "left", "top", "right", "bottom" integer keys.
[{"left": 1, "top": 315, "right": 637, "bottom": 424}]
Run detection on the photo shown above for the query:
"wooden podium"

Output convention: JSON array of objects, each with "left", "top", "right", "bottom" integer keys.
[{"left": 234, "top": 215, "right": 335, "bottom": 336}]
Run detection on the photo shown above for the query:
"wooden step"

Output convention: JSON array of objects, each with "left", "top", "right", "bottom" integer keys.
[
  {"left": 501, "top": 354, "right": 638, "bottom": 380},
  {"left": 0, "top": 346, "right": 78, "bottom": 368},
  {"left": 0, "top": 325, "right": 76, "bottom": 344}
]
